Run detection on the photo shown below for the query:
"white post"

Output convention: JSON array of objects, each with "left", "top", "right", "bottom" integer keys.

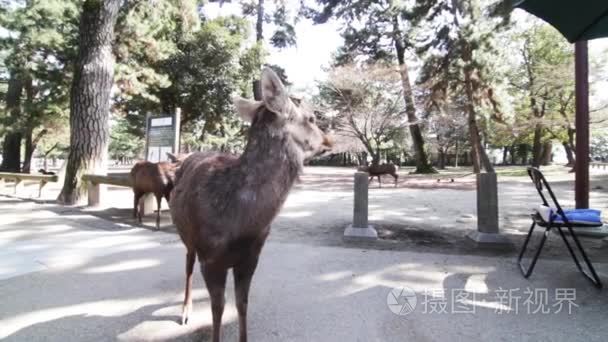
[
  {"left": 174, "top": 108, "right": 181, "bottom": 155},
  {"left": 344, "top": 172, "right": 377, "bottom": 239}
]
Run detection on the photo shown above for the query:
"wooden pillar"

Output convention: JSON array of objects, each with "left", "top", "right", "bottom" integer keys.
[{"left": 575, "top": 41, "right": 589, "bottom": 209}]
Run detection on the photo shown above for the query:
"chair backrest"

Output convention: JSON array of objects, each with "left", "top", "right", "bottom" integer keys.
[{"left": 527, "top": 167, "right": 568, "bottom": 220}]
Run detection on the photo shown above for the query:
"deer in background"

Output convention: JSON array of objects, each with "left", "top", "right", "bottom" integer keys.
[
  {"left": 170, "top": 68, "right": 332, "bottom": 342},
  {"left": 358, "top": 163, "right": 399, "bottom": 188},
  {"left": 130, "top": 153, "right": 183, "bottom": 229}
]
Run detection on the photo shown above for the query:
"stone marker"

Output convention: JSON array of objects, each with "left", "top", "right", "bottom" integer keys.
[
  {"left": 13, "top": 179, "right": 24, "bottom": 195},
  {"left": 344, "top": 171, "right": 378, "bottom": 239},
  {"left": 467, "top": 172, "right": 512, "bottom": 247},
  {"left": 139, "top": 193, "right": 157, "bottom": 215},
  {"left": 87, "top": 182, "right": 106, "bottom": 207}
]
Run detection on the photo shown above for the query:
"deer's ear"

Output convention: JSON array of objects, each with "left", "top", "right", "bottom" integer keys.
[
  {"left": 261, "top": 67, "right": 289, "bottom": 115},
  {"left": 166, "top": 152, "right": 178, "bottom": 163},
  {"left": 233, "top": 96, "right": 262, "bottom": 123}
]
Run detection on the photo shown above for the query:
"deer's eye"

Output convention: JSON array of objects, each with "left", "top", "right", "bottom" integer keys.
[{"left": 308, "top": 116, "right": 315, "bottom": 123}]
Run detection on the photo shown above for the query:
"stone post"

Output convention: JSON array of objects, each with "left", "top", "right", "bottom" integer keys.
[
  {"left": 87, "top": 182, "right": 105, "bottom": 207},
  {"left": 344, "top": 172, "right": 377, "bottom": 239},
  {"left": 467, "top": 173, "right": 512, "bottom": 247},
  {"left": 139, "top": 193, "right": 156, "bottom": 216},
  {"left": 13, "top": 178, "right": 24, "bottom": 195}
]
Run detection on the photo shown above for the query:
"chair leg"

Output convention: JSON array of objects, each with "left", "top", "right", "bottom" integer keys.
[
  {"left": 518, "top": 221, "right": 550, "bottom": 278},
  {"left": 556, "top": 226, "right": 603, "bottom": 289}
]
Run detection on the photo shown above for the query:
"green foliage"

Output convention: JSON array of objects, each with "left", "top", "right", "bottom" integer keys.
[
  {"left": 0, "top": 0, "right": 79, "bottom": 138},
  {"left": 591, "top": 130, "right": 608, "bottom": 160},
  {"left": 308, "top": 0, "right": 406, "bottom": 65},
  {"left": 114, "top": 13, "right": 258, "bottom": 152},
  {"left": 109, "top": 116, "right": 144, "bottom": 160}
]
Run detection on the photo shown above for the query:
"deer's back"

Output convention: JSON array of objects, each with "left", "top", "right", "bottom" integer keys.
[
  {"left": 131, "top": 161, "right": 175, "bottom": 195},
  {"left": 170, "top": 152, "right": 242, "bottom": 253}
]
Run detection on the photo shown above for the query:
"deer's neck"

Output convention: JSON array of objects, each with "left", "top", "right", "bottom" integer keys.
[{"left": 236, "top": 116, "right": 302, "bottom": 214}]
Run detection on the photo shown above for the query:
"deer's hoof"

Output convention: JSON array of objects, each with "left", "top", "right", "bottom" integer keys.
[{"left": 182, "top": 305, "right": 192, "bottom": 325}]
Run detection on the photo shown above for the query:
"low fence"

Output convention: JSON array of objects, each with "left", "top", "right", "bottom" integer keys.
[
  {"left": 0, "top": 172, "right": 58, "bottom": 197},
  {"left": 591, "top": 162, "right": 608, "bottom": 170},
  {"left": 82, "top": 173, "right": 156, "bottom": 215}
]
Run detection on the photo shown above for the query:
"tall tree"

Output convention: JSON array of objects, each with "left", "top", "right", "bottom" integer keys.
[
  {"left": 0, "top": 0, "right": 79, "bottom": 172},
  {"left": 0, "top": 74, "right": 23, "bottom": 172},
  {"left": 317, "top": 64, "right": 408, "bottom": 165},
  {"left": 415, "top": 0, "right": 510, "bottom": 173},
  {"left": 58, "top": 0, "right": 123, "bottom": 204},
  {"left": 309, "top": 0, "right": 435, "bottom": 173}
]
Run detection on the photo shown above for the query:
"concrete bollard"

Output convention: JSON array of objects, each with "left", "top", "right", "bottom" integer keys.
[
  {"left": 467, "top": 173, "right": 512, "bottom": 247},
  {"left": 13, "top": 179, "right": 24, "bottom": 195},
  {"left": 87, "top": 182, "right": 106, "bottom": 207},
  {"left": 38, "top": 180, "right": 47, "bottom": 198},
  {"left": 139, "top": 193, "right": 156, "bottom": 215},
  {"left": 344, "top": 172, "right": 378, "bottom": 239}
]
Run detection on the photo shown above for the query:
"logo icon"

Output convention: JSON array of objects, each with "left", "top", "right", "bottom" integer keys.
[{"left": 387, "top": 286, "right": 417, "bottom": 315}]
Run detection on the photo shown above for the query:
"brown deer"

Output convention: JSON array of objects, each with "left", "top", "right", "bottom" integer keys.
[
  {"left": 358, "top": 163, "right": 399, "bottom": 188},
  {"left": 130, "top": 153, "right": 182, "bottom": 229},
  {"left": 170, "top": 68, "right": 332, "bottom": 342}
]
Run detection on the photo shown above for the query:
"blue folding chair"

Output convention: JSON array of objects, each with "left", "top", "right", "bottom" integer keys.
[{"left": 518, "top": 167, "right": 603, "bottom": 288}]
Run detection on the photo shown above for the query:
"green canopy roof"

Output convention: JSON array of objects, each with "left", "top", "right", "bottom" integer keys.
[{"left": 515, "top": 0, "right": 608, "bottom": 42}]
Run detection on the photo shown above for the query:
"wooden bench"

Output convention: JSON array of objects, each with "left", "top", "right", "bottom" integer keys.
[
  {"left": 82, "top": 173, "right": 156, "bottom": 214},
  {"left": 0, "top": 172, "right": 58, "bottom": 197}
]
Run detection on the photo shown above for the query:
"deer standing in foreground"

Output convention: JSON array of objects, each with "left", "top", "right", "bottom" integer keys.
[
  {"left": 130, "top": 153, "right": 182, "bottom": 229},
  {"left": 358, "top": 163, "right": 399, "bottom": 188},
  {"left": 170, "top": 68, "right": 332, "bottom": 342}
]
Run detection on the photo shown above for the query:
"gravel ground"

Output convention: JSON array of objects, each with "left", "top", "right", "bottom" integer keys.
[{"left": 4, "top": 164, "right": 608, "bottom": 259}]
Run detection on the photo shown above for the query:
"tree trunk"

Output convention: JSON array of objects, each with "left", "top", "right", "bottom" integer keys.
[
  {"left": 22, "top": 128, "right": 47, "bottom": 173},
  {"left": 563, "top": 141, "right": 575, "bottom": 166},
  {"left": 438, "top": 148, "right": 446, "bottom": 169},
  {"left": 58, "top": 0, "right": 122, "bottom": 204},
  {"left": 454, "top": 141, "right": 460, "bottom": 167},
  {"left": 0, "top": 74, "right": 24, "bottom": 172},
  {"left": 540, "top": 140, "right": 552, "bottom": 166},
  {"left": 509, "top": 144, "right": 516, "bottom": 165},
  {"left": 531, "top": 123, "right": 543, "bottom": 167},
  {"left": 252, "top": 0, "right": 264, "bottom": 100},
  {"left": 463, "top": 65, "right": 494, "bottom": 173},
  {"left": 502, "top": 146, "right": 508, "bottom": 165},
  {"left": 392, "top": 16, "right": 434, "bottom": 174}
]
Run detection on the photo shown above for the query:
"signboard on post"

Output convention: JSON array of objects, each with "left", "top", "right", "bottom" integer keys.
[{"left": 144, "top": 108, "right": 181, "bottom": 162}]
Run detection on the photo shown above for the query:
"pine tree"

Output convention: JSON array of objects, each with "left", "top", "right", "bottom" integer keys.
[
  {"left": 309, "top": 0, "right": 435, "bottom": 173},
  {"left": 58, "top": 0, "right": 123, "bottom": 204},
  {"left": 415, "top": 0, "right": 511, "bottom": 173}
]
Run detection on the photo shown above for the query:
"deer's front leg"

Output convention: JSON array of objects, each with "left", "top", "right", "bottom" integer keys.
[{"left": 234, "top": 255, "right": 260, "bottom": 342}]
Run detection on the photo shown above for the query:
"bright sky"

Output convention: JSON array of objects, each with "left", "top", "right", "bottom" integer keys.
[
  {"left": 204, "top": 1, "right": 342, "bottom": 92},
  {"left": 206, "top": 3, "right": 608, "bottom": 105}
]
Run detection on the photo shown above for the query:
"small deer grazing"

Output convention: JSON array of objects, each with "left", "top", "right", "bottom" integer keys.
[
  {"left": 358, "top": 163, "right": 399, "bottom": 188},
  {"left": 170, "top": 68, "right": 331, "bottom": 342},
  {"left": 130, "top": 153, "right": 182, "bottom": 229}
]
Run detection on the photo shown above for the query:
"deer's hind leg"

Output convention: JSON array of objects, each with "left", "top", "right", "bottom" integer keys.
[
  {"left": 181, "top": 250, "right": 196, "bottom": 325},
  {"left": 133, "top": 191, "right": 143, "bottom": 222},
  {"left": 392, "top": 173, "right": 398, "bottom": 187},
  {"left": 202, "top": 262, "right": 228, "bottom": 342},
  {"left": 155, "top": 193, "right": 162, "bottom": 229}
]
